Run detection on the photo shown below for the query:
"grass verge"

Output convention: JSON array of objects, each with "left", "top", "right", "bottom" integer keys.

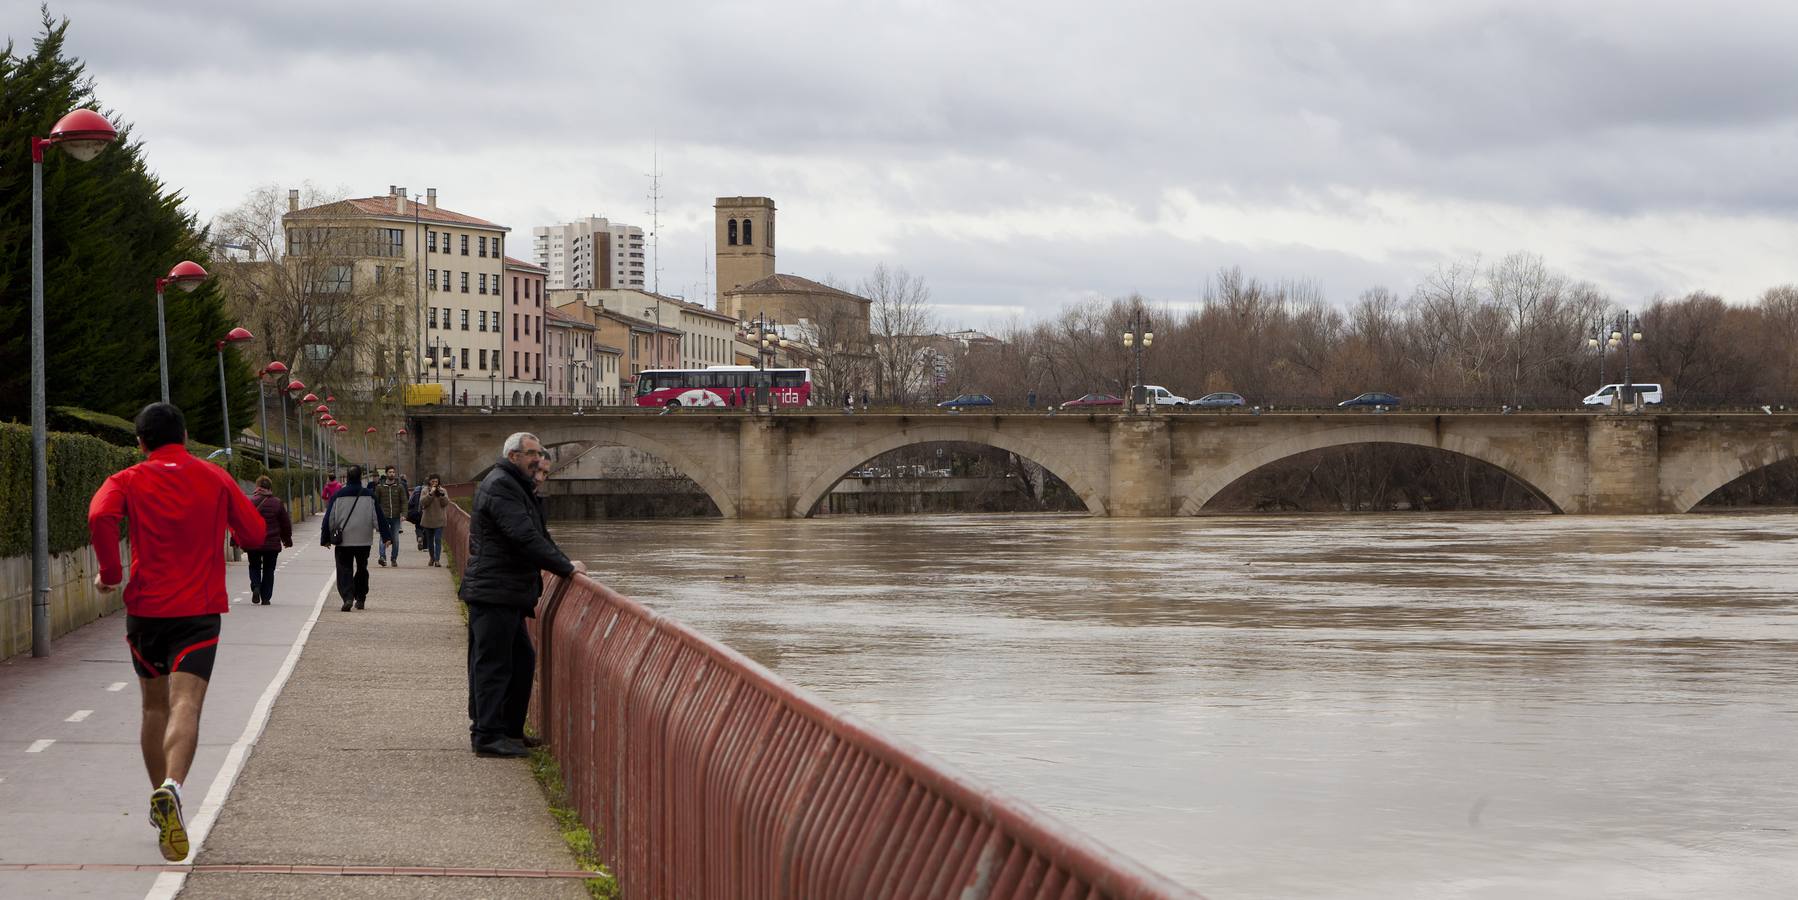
[{"left": 529, "top": 743, "right": 620, "bottom": 899}]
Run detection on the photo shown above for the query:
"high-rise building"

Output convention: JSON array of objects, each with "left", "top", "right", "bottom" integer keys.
[{"left": 533, "top": 216, "right": 646, "bottom": 290}]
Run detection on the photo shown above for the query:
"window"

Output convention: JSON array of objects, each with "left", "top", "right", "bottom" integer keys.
[
  {"left": 479, "top": 349, "right": 487, "bottom": 369},
  {"left": 461, "top": 348, "right": 469, "bottom": 368},
  {"left": 314, "top": 265, "right": 352, "bottom": 294},
  {"left": 444, "top": 347, "right": 453, "bottom": 369},
  {"left": 441, "top": 270, "right": 451, "bottom": 291},
  {"left": 742, "top": 219, "right": 752, "bottom": 245},
  {"left": 479, "top": 273, "right": 487, "bottom": 295},
  {"left": 429, "top": 268, "right": 436, "bottom": 288},
  {"left": 524, "top": 353, "right": 531, "bottom": 373},
  {"left": 461, "top": 309, "right": 470, "bottom": 330},
  {"left": 536, "top": 353, "right": 542, "bottom": 374},
  {"left": 493, "top": 237, "right": 501, "bottom": 258},
  {"left": 442, "top": 231, "right": 450, "bottom": 251},
  {"left": 428, "top": 231, "right": 437, "bottom": 253},
  {"left": 383, "top": 228, "right": 404, "bottom": 257},
  {"left": 513, "top": 351, "right": 519, "bottom": 378},
  {"left": 460, "top": 272, "right": 469, "bottom": 293},
  {"left": 478, "top": 310, "right": 487, "bottom": 331},
  {"left": 460, "top": 234, "right": 469, "bottom": 255},
  {"left": 513, "top": 313, "right": 519, "bottom": 340},
  {"left": 727, "top": 219, "right": 737, "bottom": 245},
  {"left": 524, "top": 316, "right": 531, "bottom": 336},
  {"left": 442, "top": 307, "right": 450, "bottom": 326},
  {"left": 478, "top": 236, "right": 487, "bottom": 257},
  {"left": 512, "top": 277, "right": 519, "bottom": 303}
]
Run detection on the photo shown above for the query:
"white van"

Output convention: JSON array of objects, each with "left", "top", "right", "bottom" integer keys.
[
  {"left": 1142, "top": 385, "right": 1189, "bottom": 406},
  {"left": 1583, "top": 383, "right": 1663, "bottom": 407}
]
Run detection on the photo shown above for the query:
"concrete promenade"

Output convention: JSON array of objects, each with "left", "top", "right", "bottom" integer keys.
[{"left": 0, "top": 535, "right": 588, "bottom": 899}]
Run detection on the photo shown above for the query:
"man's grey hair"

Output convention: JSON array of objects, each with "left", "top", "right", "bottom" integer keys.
[{"left": 502, "top": 432, "right": 539, "bottom": 457}]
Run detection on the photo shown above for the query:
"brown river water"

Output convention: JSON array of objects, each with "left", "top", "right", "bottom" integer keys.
[{"left": 553, "top": 512, "right": 1798, "bottom": 899}]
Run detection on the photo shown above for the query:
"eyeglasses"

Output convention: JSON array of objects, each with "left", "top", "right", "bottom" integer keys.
[{"left": 514, "top": 448, "right": 544, "bottom": 457}]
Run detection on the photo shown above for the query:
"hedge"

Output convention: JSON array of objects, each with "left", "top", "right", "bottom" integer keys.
[
  {"left": 0, "top": 421, "right": 326, "bottom": 559},
  {"left": 0, "top": 422, "right": 141, "bottom": 558}
]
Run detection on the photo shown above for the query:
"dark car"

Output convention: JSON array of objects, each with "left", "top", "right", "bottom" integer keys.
[
  {"left": 1192, "top": 392, "right": 1246, "bottom": 408},
  {"left": 1339, "top": 392, "right": 1401, "bottom": 409},
  {"left": 1061, "top": 392, "right": 1124, "bottom": 408},
  {"left": 937, "top": 394, "right": 995, "bottom": 409}
]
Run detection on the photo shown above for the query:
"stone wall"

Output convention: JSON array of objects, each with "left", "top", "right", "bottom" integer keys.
[{"left": 0, "top": 539, "right": 130, "bottom": 661}]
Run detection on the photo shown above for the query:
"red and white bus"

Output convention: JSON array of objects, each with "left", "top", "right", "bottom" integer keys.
[{"left": 633, "top": 367, "right": 813, "bottom": 408}]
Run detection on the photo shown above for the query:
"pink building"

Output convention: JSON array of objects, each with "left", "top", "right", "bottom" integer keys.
[{"left": 503, "top": 257, "right": 548, "bottom": 405}]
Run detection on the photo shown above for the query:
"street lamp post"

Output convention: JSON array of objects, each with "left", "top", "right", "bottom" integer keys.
[
  {"left": 1121, "top": 307, "right": 1154, "bottom": 413},
  {"left": 214, "top": 328, "right": 254, "bottom": 462},
  {"left": 258, "top": 361, "right": 288, "bottom": 469},
  {"left": 488, "top": 373, "right": 496, "bottom": 408},
  {"left": 281, "top": 377, "right": 303, "bottom": 509},
  {"left": 1612, "top": 310, "right": 1645, "bottom": 406},
  {"left": 28, "top": 108, "right": 117, "bottom": 658},
  {"left": 154, "top": 261, "right": 210, "bottom": 403},
  {"left": 363, "top": 426, "right": 376, "bottom": 467}
]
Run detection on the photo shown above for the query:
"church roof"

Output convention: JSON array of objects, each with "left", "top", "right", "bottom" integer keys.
[{"left": 728, "top": 273, "right": 870, "bottom": 305}]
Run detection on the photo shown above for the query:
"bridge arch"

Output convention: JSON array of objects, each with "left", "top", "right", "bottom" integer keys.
[
  {"left": 789, "top": 423, "right": 1108, "bottom": 518},
  {"left": 1178, "top": 424, "right": 1572, "bottom": 515},
  {"left": 1667, "top": 441, "right": 1797, "bottom": 513},
  {"left": 527, "top": 426, "right": 740, "bottom": 518}
]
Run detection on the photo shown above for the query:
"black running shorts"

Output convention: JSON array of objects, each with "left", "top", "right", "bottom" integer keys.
[{"left": 125, "top": 614, "right": 222, "bottom": 680}]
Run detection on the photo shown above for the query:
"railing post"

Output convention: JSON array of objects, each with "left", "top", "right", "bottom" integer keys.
[{"left": 536, "top": 577, "right": 572, "bottom": 747}]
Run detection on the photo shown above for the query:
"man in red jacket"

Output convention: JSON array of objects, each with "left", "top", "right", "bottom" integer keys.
[{"left": 87, "top": 403, "right": 266, "bottom": 862}]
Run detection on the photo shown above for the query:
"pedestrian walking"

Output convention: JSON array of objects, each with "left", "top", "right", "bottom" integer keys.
[
  {"left": 321, "top": 465, "right": 391, "bottom": 612},
  {"left": 86, "top": 402, "right": 267, "bottom": 862},
  {"left": 238, "top": 475, "right": 293, "bottom": 605},
  {"left": 374, "top": 465, "right": 408, "bottom": 567},
  {"left": 321, "top": 472, "right": 342, "bottom": 502},
  {"left": 410, "top": 482, "right": 428, "bottom": 550},
  {"left": 861, "top": 389, "right": 870, "bottom": 408},
  {"left": 459, "top": 432, "right": 585, "bottom": 758},
  {"left": 417, "top": 474, "right": 451, "bottom": 566}
]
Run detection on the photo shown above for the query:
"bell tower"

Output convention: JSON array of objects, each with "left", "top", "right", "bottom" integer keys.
[{"left": 714, "top": 196, "right": 776, "bottom": 309}]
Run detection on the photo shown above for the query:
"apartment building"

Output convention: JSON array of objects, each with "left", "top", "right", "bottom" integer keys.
[
  {"left": 544, "top": 307, "right": 597, "bottom": 407},
  {"left": 282, "top": 186, "right": 518, "bottom": 406},
  {"left": 548, "top": 291, "right": 680, "bottom": 388},
  {"left": 533, "top": 216, "right": 646, "bottom": 290},
  {"left": 574, "top": 288, "right": 736, "bottom": 370},
  {"left": 502, "top": 257, "right": 548, "bottom": 405}
]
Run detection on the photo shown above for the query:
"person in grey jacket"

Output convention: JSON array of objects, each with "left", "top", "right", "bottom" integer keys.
[
  {"left": 458, "top": 432, "right": 585, "bottom": 758},
  {"left": 322, "top": 465, "right": 392, "bottom": 612}
]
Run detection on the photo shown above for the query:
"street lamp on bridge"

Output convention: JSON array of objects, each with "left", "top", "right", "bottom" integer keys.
[{"left": 1121, "top": 307, "right": 1154, "bottom": 413}]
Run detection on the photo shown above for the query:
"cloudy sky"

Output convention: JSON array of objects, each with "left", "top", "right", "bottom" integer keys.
[{"left": 9, "top": 0, "right": 1797, "bottom": 326}]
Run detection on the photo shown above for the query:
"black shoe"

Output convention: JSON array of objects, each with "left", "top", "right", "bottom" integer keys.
[
  {"left": 341, "top": 599, "right": 353, "bottom": 612},
  {"left": 510, "top": 734, "right": 546, "bottom": 749},
  {"left": 377, "top": 558, "right": 386, "bottom": 567},
  {"left": 355, "top": 599, "right": 366, "bottom": 610},
  {"left": 472, "top": 738, "right": 529, "bottom": 758}
]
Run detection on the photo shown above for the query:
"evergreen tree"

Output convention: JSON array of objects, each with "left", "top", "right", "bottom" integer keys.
[{"left": 0, "top": 9, "right": 254, "bottom": 442}]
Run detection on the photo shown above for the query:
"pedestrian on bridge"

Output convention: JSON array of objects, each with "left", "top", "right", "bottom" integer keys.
[
  {"left": 459, "top": 432, "right": 586, "bottom": 758},
  {"left": 321, "top": 465, "right": 391, "bottom": 612},
  {"left": 417, "top": 474, "right": 450, "bottom": 566},
  {"left": 375, "top": 465, "right": 409, "bottom": 567},
  {"left": 86, "top": 402, "right": 267, "bottom": 862}
]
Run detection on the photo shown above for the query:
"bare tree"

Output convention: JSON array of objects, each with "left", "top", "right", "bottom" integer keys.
[
  {"left": 788, "top": 289, "right": 873, "bottom": 404},
  {"left": 210, "top": 184, "right": 410, "bottom": 421},
  {"left": 863, "top": 264, "right": 937, "bottom": 404}
]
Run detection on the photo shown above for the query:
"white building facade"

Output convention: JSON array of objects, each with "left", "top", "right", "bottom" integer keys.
[{"left": 532, "top": 216, "right": 646, "bottom": 290}]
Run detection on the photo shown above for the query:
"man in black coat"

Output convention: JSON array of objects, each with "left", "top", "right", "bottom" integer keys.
[{"left": 459, "top": 432, "right": 586, "bottom": 758}]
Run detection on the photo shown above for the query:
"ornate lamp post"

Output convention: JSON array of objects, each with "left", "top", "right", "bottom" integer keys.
[
  {"left": 1586, "top": 313, "right": 1610, "bottom": 389},
  {"left": 1611, "top": 311, "right": 1645, "bottom": 404},
  {"left": 154, "top": 261, "right": 209, "bottom": 403},
  {"left": 28, "top": 109, "right": 118, "bottom": 657},
  {"left": 1121, "top": 307, "right": 1154, "bottom": 413},
  {"left": 212, "top": 327, "right": 254, "bottom": 465}
]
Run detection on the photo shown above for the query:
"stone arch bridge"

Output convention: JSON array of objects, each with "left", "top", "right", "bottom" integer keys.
[{"left": 406, "top": 409, "right": 1798, "bottom": 517}]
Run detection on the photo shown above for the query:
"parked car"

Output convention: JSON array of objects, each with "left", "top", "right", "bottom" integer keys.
[
  {"left": 937, "top": 394, "right": 995, "bottom": 409},
  {"left": 1339, "top": 392, "right": 1402, "bottom": 409},
  {"left": 1192, "top": 392, "right": 1246, "bottom": 408},
  {"left": 1062, "top": 392, "right": 1124, "bottom": 408},
  {"left": 1582, "top": 383, "right": 1664, "bottom": 407},
  {"left": 1143, "top": 385, "right": 1189, "bottom": 406}
]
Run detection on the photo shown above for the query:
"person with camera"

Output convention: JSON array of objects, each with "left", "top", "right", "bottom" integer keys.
[{"left": 416, "top": 474, "right": 451, "bottom": 567}]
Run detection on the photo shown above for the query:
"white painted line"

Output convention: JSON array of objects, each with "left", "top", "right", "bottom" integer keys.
[
  {"left": 26, "top": 739, "right": 54, "bottom": 753},
  {"left": 66, "top": 710, "right": 93, "bottom": 723},
  {"left": 144, "top": 571, "right": 334, "bottom": 900},
  {"left": 107, "top": 682, "right": 128, "bottom": 692}
]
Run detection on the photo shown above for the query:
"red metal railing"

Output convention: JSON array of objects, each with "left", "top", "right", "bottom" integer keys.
[{"left": 447, "top": 503, "right": 1198, "bottom": 899}]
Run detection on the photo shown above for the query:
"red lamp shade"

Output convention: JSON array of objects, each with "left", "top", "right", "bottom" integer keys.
[
  {"left": 222, "top": 327, "right": 253, "bottom": 343},
  {"left": 166, "top": 261, "right": 208, "bottom": 293},
  {"left": 325, "top": 394, "right": 336, "bottom": 402},
  {"left": 301, "top": 393, "right": 319, "bottom": 403},
  {"left": 315, "top": 404, "right": 330, "bottom": 413},
  {"left": 396, "top": 428, "right": 408, "bottom": 436},
  {"left": 286, "top": 380, "right": 305, "bottom": 393},
  {"left": 48, "top": 109, "right": 118, "bottom": 161},
  {"left": 264, "top": 361, "right": 289, "bottom": 375},
  {"left": 336, "top": 425, "right": 349, "bottom": 433},
  {"left": 364, "top": 426, "right": 377, "bottom": 434}
]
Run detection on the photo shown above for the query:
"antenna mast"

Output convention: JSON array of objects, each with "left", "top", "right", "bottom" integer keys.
[{"left": 645, "top": 142, "right": 663, "bottom": 296}]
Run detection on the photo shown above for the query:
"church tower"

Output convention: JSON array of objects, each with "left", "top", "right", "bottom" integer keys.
[{"left": 714, "top": 196, "right": 776, "bottom": 311}]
